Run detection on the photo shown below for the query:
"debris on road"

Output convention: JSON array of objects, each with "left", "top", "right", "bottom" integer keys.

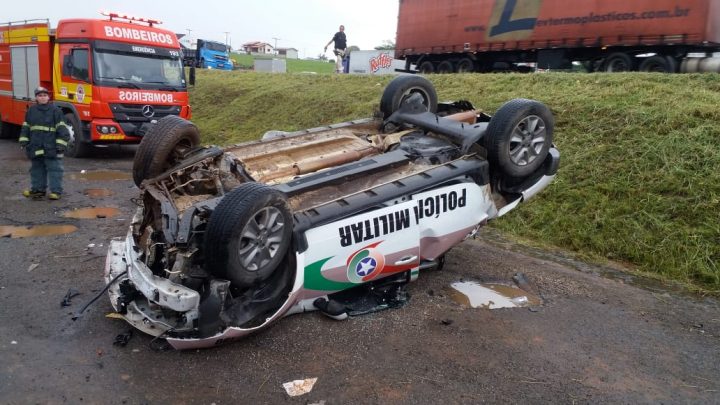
[
  {"left": 282, "top": 378, "right": 318, "bottom": 397},
  {"left": 113, "top": 330, "right": 133, "bottom": 347},
  {"left": 27, "top": 263, "right": 39, "bottom": 272},
  {"left": 61, "top": 289, "right": 81, "bottom": 307}
]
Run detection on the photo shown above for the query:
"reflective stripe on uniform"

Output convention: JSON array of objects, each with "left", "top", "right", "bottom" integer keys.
[
  {"left": 22, "top": 122, "right": 29, "bottom": 128},
  {"left": 56, "top": 139, "right": 68, "bottom": 146},
  {"left": 34, "top": 149, "right": 45, "bottom": 156},
  {"left": 18, "top": 137, "right": 29, "bottom": 142},
  {"left": 29, "top": 125, "right": 53, "bottom": 132}
]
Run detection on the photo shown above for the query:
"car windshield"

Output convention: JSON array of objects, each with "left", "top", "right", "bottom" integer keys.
[{"left": 93, "top": 51, "right": 185, "bottom": 89}]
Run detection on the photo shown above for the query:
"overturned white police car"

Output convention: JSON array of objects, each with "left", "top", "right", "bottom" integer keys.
[{"left": 104, "top": 75, "right": 560, "bottom": 349}]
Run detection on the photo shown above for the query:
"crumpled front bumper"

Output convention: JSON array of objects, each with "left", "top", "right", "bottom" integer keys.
[{"left": 104, "top": 230, "right": 200, "bottom": 337}]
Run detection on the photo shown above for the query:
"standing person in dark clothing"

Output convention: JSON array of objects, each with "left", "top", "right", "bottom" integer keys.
[
  {"left": 324, "top": 25, "right": 347, "bottom": 73},
  {"left": 18, "top": 86, "right": 71, "bottom": 200}
]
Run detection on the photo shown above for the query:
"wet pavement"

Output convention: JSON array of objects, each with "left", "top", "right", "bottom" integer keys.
[{"left": 0, "top": 139, "right": 718, "bottom": 404}]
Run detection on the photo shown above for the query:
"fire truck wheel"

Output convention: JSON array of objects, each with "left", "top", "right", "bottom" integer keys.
[
  {"left": 0, "top": 121, "right": 18, "bottom": 140},
  {"left": 204, "top": 182, "right": 293, "bottom": 288},
  {"left": 484, "top": 99, "right": 554, "bottom": 178},
  {"left": 64, "top": 113, "right": 93, "bottom": 158},
  {"left": 380, "top": 75, "right": 438, "bottom": 119},
  {"left": 132, "top": 116, "right": 201, "bottom": 187}
]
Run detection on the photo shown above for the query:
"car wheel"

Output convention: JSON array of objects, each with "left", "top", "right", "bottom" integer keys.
[
  {"left": 204, "top": 182, "right": 293, "bottom": 288},
  {"left": 485, "top": 99, "right": 554, "bottom": 178},
  {"left": 602, "top": 52, "right": 635, "bottom": 72},
  {"left": 418, "top": 61, "right": 435, "bottom": 74},
  {"left": 132, "top": 115, "right": 200, "bottom": 187},
  {"left": 64, "top": 112, "right": 93, "bottom": 158},
  {"left": 639, "top": 55, "right": 677, "bottom": 73},
  {"left": 380, "top": 75, "right": 438, "bottom": 119}
]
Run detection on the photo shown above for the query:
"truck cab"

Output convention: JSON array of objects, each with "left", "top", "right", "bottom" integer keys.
[
  {"left": 195, "top": 39, "right": 232, "bottom": 70},
  {"left": 0, "top": 12, "right": 191, "bottom": 157}
]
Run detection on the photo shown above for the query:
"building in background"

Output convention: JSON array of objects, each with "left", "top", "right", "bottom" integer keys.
[
  {"left": 242, "top": 41, "right": 274, "bottom": 55},
  {"left": 276, "top": 47, "right": 299, "bottom": 59}
]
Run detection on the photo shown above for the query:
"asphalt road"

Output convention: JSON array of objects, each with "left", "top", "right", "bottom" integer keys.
[{"left": 0, "top": 139, "right": 718, "bottom": 404}]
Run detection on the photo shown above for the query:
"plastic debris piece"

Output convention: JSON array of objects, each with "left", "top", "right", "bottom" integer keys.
[
  {"left": 27, "top": 263, "right": 39, "bottom": 272},
  {"left": 105, "top": 312, "right": 125, "bottom": 320},
  {"left": 61, "top": 288, "right": 81, "bottom": 307},
  {"left": 11, "top": 341, "right": 17, "bottom": 345},
  {"left": 282, "top": 378, "right": 318, "bottom": 397}
]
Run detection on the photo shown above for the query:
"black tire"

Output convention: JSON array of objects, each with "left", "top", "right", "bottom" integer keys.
[
  {"left": 602, "top": 52, "right": 635, "bottom": 72},
  {"left": 64, "top": 113, "right": 93, "bottom": 158},
  {"left": 132, "top": 115, "right": 200, "bottom": 187},
  {"left": 204, "top": 182, "right": 293, "bottom": 288},
  {"left": 380, "top": 75, "right": 438, "bottom": 119},
  {"left": 0, "top": 121, "right": 19, "bottom": 140},
  {"left": 457, "top": 58, "right": 475, "bottom": 73},
  {"left": 639, "top": 55, "right": 678, "bottom": 73},
  {"left": 436, "top": 60, "right": 454, "bottom": 74},
  {"left": 418, "top": 61, "right": 435, "bottom": 74},
  {"left": 485, "top": 99, "right": 554, "bottom": 178}
]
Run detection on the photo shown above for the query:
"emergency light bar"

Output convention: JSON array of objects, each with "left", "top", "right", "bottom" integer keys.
[{"left": 100, "top": 11, "right": 162, "bottom": 26}]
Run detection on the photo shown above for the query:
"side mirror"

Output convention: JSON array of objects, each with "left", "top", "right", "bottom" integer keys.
[
  {"left": 62, "top": 55, "right": 73, "bottom": 76},
  {"left": 189, "top": 67, "right": 196, "bottom": 86}
]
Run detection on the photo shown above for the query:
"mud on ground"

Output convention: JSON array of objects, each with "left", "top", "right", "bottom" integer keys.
[{"left": 0, "top": 140, "right": 718, "bottom": 404}]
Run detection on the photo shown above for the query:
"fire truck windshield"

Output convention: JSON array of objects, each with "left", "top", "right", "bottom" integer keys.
[{"left": 93, "top": 49, "right": 185, "bottom": 90}]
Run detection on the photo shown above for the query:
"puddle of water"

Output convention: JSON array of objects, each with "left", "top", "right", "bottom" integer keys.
[
  {"left": 61, "top": 207, "right": 120, "bottom": 219},
  {"left": 69, "top": 170, "right": 131, "bottom": 181},
  {"left": 449, "top": 281, "right": 542, "bottom": 309},
  {"left": 83, "top": 188, "right": 114, "bottom": 198},
  {"left": 0, "top": 224, "right": 78, "bottom": 238}
]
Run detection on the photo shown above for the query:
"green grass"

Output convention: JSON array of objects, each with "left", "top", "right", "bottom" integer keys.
[
  {"left": 230, "top": 53, "right": 335, "bottom": 73},
  {"left": 188, "top": 70, "right": 720, "bottom": 293}
]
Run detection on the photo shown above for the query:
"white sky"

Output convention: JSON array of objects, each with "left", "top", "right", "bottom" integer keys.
[{"left": 3, "top": 0, "right": 400, "bottom": 58}]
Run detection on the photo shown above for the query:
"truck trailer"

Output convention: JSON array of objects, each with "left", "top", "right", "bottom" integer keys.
[
  {"left": 0, "top": 12, "right": 191, "bottom": 157},
  {"left": 395, "top": 0, "right": 720, "bottom": 73}
]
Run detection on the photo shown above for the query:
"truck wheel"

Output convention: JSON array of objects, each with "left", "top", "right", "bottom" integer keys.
[
  {"left": 485, "top": 99, "right": 554, "bottom": 178},
  {"left": 639, "top": 55, "right": 677, "bottom": 73},
  {"left": 132, "top": 115, "right": 200, "bottom": 187},
  {"left": 457, "top": 58, "right": 475, "bottom": 73},
  {"left": 204, "top": 182, "right": 293, "bottom": 288},
  {"left": 418, "top": 61, "right": 435, "bottom": 74},
  {"left": 64, "top": 113, "right": 93, "bottom": 158},
  {"left": 380, "top": 75, "right": 438, "bottom": 119},
  {"left": 437, "top": 61, "right": 454, "bottom": 74},
  {"left": 602, "top": 52, "right": 635, "bottom": 72}
]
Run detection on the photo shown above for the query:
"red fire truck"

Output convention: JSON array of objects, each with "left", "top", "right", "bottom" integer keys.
[{"left": 0, "top": 12, "right": 191, "bottom": 157}]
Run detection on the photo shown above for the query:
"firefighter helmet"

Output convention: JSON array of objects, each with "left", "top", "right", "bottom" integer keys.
[{"left": 34, "top": 86, "right": 50, "bottom": 96}]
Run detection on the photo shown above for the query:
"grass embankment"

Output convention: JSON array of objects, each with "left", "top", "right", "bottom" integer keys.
[{"left": 189, "top": 70, "right": 720, "bottom": 293}]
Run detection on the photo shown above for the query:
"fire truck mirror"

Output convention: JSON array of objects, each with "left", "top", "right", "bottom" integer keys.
[
  {"left": 188, "top": 67, "right": 196, "bottom": 86},
  {"left": 62, "top": 55, "right": 73, "bottom": 76}
]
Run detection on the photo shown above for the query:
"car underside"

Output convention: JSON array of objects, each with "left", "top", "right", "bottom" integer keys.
[{"left": 105, "top": 75, "right": 560, "bottom": 349}]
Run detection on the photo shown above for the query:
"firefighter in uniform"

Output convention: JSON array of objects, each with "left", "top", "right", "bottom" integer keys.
[{"left": 18, "top": 86, "right": 71, "bottom": 200}]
